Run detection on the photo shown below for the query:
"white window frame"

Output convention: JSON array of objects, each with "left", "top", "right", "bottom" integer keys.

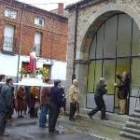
[
  {"left": 34, "top": 17, "right": 45, "bottom": 27},
  {"left": 4, "top": 8, "right": 17, "bottom": 19}
]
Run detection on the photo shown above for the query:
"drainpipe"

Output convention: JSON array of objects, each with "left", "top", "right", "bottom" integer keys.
[
  {"left": 72, "top": 5, "right": 78, "bottom": 82},
  {"left": 16, "top": 4, "right": 25, "bottom": 83}
]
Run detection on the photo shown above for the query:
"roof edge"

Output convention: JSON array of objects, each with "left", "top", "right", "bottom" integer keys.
[
  {"left": 1, "top": 0, "right": 68, "bottom": 20},
  {"left": 65, "top": 0, "right": 106, "bottom": 10}
]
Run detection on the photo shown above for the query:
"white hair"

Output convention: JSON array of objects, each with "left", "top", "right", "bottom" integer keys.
[
  {"left": 99, "top": 77, "right": 105, "bottom": 82},
  {"left": 73, "top": 79, "right": 78, "bottom": 84}
]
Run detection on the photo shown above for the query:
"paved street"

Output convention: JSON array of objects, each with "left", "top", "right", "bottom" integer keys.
[
  {"left": 1, "top": 125, "right": 103, "bottom": 140},
  {"left": 0, "top": 114, "right": 130, "bottom": 140}
]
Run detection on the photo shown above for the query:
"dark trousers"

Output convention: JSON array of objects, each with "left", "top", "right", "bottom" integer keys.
[
  {"left": 49, "top": 102, "right": 60, "bottom": 132},
  {"left": 69, "top": 103, "right": 76, "bottom": 120},
  {"left": 0, "top": 112, "right": 9, "bottom": 135},
  {"left": 30, "top": 107, "right": 36, "bottom": 117},
  {"left": 88, "top": 96, "right": 106, "bottom": 119}
]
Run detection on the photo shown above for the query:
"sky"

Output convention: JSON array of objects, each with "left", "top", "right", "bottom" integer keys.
[{"left": 17, "top": 0, "right": 80, "bottom": 11}]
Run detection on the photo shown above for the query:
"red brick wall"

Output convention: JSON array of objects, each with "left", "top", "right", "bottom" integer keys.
[{"left": 0, "top": 0, "right": 68, "bottom": 61}]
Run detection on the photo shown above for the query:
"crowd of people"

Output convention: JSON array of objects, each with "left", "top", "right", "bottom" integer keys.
[
  {"left": 0, "top": 76, "right": 67, "bottom": 136},
  {"left": 0, "top": 70, "right": 130, "bottom": 137},
  {"left": 88, "top": 71, "right": 130, "bottom": 119}
]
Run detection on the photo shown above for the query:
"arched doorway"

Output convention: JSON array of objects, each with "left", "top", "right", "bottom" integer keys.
[{"left": 87, "top": 13, "right": 140, "bottom": 115}]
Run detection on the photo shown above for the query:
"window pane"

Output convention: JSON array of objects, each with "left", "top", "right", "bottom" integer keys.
[
  {"left": 87, "top": 61, "right": 95, "bottom": 92},
  {"left": 96, "top": 25, "right": 104, "bottom": 59},
  {"left": 5, "top": 9, "right": 17, "bottom": 19},
  {"left": 117, "top": 14, "right": 131, "bottom": 56},
  {"left": 103, "top": 60, "right": 115, "bottom": 94},
  {"left": 94, "top": 60, "right": 102, "bottom": 91},
  {"left": 34, "top": 32, "right": 42, "bottom": 56},
  {"left": 116, "top": 59, "right": 130, "bottom": 76},
  {"left": 131, "top": 59, "right": 140, "bottom": 96},
  {"left": 132, "top": 21, "right": 140, "bottom": 56},
  {"left": 115, "top": 59, "right": 130, "bottom": 107},
  {"left": 104, "top": 16, "right": 117, "bottom": 58},
  {"left": 89, "top": 35, "right": 96, "bottom": 59}
]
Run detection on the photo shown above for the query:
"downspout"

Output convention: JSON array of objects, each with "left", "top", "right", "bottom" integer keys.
[
  {"left": 16, "top": 4, "right": 24, "bottom": 83},
  {"left": 72, "top": 5, "right": 78, "bottom": 82}
]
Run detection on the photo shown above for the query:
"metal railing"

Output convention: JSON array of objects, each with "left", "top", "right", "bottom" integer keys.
[
  {"left": 3, "top": 36, "right": 14, "bottom": 52},
  {"left": 2, "top": 36, "right": 17, "bottom": 53}
]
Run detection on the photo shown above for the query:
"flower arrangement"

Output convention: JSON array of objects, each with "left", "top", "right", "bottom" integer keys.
[
  {"left": 19, "top": 67, "right": 32, "bottom": 75},
  {"left": 19, "top": 67, "right": 49, "bottom": 77},
  {"left": 36, "top": 68, "right": 49, "bottom": 77},
  {"left": 19, "top": 68, "right": 26, "bottom": 75}
]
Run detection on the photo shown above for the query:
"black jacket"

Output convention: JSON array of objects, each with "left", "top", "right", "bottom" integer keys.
[
  {"left": 95, "top": 82, "right": 107, "bottom": 98},
  {"left": 50, "top": 86, "right": 63, "bottom": 107},
  {"left": 116, "top": 78, "right": 130, "bottom": 99},
  {"left": 0, "top": 84, "right": 14, "bottom": 113}
]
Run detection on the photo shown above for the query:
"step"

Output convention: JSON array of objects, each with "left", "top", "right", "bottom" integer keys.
[
  {"left": 126, "top": 121, "right": 140, "bottom": 129},
  {"left": 80, "top": 108, "right": 128, "bottom": 123},
  {"left": 122, "top": 127, "right": 140, "bottom": 135},
  {"left": 78, "top": 113, "right": 125, "bottom": 129},
  {"left": 134, "top": 108, "right": 140, "bottom": 113},
  {"left": 120, "top": 131, "right": 140, "bottom": 140},
  {"left": 131, "top": 112, "right": 140, "bottom": 118},
  {"left": 129, "top": 117, "right": 140, "bottom": 124}
]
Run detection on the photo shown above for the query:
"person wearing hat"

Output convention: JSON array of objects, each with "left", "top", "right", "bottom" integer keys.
[
  {"left": 0, "top": 78, "right": 14, "bottom": 136},
  {"left": 88, "top": 77, "right": 107, "bottom": 120}
]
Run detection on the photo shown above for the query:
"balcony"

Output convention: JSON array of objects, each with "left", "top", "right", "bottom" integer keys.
[{"left": 2, "top": 36, "right": 17, "bottom": 55}]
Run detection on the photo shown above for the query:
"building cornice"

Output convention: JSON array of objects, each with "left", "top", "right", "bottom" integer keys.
[
  {"left": 65, "top": 0, "right": 108, "bottom": 11},
  {"left": 0, "top": 0, "right": 68, "bottom": 21},
  {"left": 75, "top": 59, "right": 89, "bottom": 65}
]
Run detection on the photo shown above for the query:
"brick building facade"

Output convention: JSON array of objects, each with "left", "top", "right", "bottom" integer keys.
[{"left": 0, "top": 0, "right": 68, "bottom": 82}]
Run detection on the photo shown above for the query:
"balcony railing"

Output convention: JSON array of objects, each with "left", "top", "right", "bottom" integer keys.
[{"left": 2, "top": 36, "right": 17, "bottom": 54}]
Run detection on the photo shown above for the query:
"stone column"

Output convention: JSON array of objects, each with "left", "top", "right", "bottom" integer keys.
[
  {"left": 75, "top": 62, "right": 88, "bottom": 108},
  {"left": 66, "top": 11, "right": 77, "bottom": 89}
]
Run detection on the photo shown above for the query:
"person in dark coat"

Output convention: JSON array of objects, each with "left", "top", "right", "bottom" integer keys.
[
  {"left": 25, "top": 86, "right": 31, "bottom": 114},
  {"left": 0, "top": 75, "right": 5, "bottom": 117},
  {"left": 0, "top": 78, "right": 14, "bottom": 136},
  {"left": 0, "top": 75, "right": 5, "bottom": 94},
  {"left": 114, "top": 71, "right": 130, "bottom": 114},
  {"left": 49, "top": 80, "right": 63, "bottom": 133},
  {"left": 88, "top": 77, "right": 107, "bottom": 120},
  {"left": 58, "top": 83, "right": 66, "bottom": 114}
]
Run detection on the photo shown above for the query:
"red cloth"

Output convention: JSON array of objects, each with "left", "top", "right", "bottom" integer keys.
[
  {"left": 29, "top": 56, "right": 35, "bottom": 72},
  {"left": 29, "top": 52, "right": 36, "bottom": 72}
]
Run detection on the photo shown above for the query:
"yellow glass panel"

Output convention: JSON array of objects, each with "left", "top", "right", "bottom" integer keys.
[
  {"left": 87, "top": 62, "right": 95, "bottom": 92},
  {"left": 103, "top": 60, "right": 115, "bottom": 94},
  {"left": 94, "top": 61, "right": 102, "bottom": 91},
  {"left": 115, "top": 59, "right": 130, "bottom": 107},
  {"left": 131, "top": 59, "right": 140, "bottom": 96}
]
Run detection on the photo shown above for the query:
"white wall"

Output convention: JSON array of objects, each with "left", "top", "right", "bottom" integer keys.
[
  {"left": 51, "top": 60, "right": 67, "bottom": 80},
  {"left": 0, "top": 53, "right": 67, "bottom": 80},
  {"left": 0, "top": 53, "right": 18, "bottom": 76}
]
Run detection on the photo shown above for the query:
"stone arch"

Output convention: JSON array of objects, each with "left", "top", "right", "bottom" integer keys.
[{"left": 80, "top": 3, "right": 140, "bottom": 60}]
